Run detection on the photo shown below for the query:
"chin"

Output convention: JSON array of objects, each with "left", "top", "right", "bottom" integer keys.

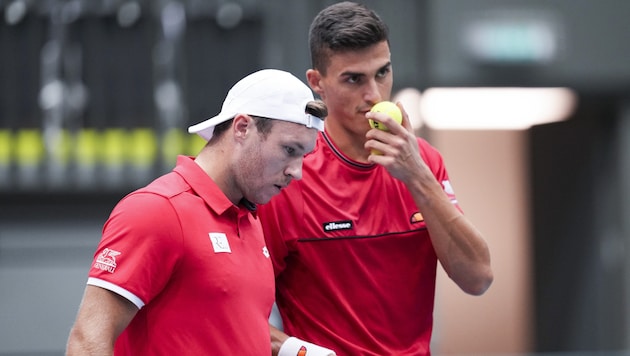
[{"left": 255, "top": 195, "right": 272, "bottom": 205}]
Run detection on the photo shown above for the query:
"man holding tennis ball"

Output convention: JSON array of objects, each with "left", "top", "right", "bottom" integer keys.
[{"left": 260, "top": 2, "right": 493, "bottom": 356}]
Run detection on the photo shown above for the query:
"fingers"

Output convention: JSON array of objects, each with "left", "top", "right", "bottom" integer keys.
[
  {"left": 396, "top": 101, "right": 414, "bottom": 132},
  {"left": 365, "top": 104, "right": 414, "bottom": 154},
  {"left": 365, "top": 133, "right": 406, "bottom": 157}
]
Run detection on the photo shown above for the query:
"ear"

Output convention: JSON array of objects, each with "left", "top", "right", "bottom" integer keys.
[
  {"left": 232, "top": 114, "right": 253, "bottom": 141},
  {"left": 306, "top": 69, "right": 324, "bottom": 98}
]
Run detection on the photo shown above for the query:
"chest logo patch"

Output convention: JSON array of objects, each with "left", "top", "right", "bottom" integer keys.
[
  {"left": 209, "top": 233, "right": 231, "bottom": 253},
  {"left": 323, "top": 220, "right": 354, "bottom": 233}
]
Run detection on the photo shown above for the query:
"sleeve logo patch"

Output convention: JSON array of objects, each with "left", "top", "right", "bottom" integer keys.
[
  {"left": 442, "top": 180, "right": 455, "bottom": 195},
  {"left": 442, "top": 179, "right": 458, "bottom": 204},
  {"left": 94, "top": 248, "right": 121, "bottom": 273}
]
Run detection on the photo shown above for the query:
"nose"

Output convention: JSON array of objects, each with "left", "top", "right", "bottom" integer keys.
[
  {"left": 284, "top": 157, "right": 303, "bottom": 181},
  {"left": 364, "top": 78, "right": 382, "bottom": 105}
]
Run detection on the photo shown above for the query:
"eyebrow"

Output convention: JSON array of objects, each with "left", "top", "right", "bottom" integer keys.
[
  {"left": 340, "top": 69, "right": 363, "bottom": 78},
  {"left": 340, "top": 61, "right": 392, "bottom": 79},
  {"left": 289, "top": 140, "right": 307, "bottom": 153}
]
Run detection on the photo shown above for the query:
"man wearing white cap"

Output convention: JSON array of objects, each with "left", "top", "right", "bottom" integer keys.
[{"left": 66, "top": 69, "right": 327, "bottom": 355}]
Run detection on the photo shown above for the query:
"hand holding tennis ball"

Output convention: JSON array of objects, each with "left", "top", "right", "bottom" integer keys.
[
  {"left": 368, "top": 101, "right": 403, "bottom": 155},
  {"left": 368, "top": 101, "right": 402, "bottom": 131}
]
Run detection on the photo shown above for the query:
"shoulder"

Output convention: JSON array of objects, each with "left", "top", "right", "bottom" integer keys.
[
  {"left": 139, "top": 171, "right": 190, "bottom": 198},
  {"left": 417, "top": 136, "right": 440, "bottom": 155},
  {"left": 106, "top": 175, "right": 189, "bottom": 236},
  {"left": 417, "top": 137, "right": 445, "bottom": 167},
  {"left": 115, "top": 172, "right": 186, "bottom": 215}
]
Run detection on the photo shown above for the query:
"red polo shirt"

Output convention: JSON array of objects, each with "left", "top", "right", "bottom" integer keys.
[
  {"left": 88, "top": 156, "right": 275, "bottom": 355},
  {"left": 259, "top": 133, "right": 459, "bottom": 355}
]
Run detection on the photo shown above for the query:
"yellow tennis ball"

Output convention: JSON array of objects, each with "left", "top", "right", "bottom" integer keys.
[{"left": 369, "top": 101, "right": 402, "bottom": 131}]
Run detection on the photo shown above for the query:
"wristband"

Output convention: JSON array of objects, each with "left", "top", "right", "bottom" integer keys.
[{"left": 278, "top": 336, "right": 336, "bottom": 356}]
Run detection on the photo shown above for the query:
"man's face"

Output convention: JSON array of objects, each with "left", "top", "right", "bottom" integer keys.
[
  {"left": 235, "top": 120, "right": 318, "bottom": 205},
  {"left": 311, "top": 41, "right": 393, "bottom": 135}
]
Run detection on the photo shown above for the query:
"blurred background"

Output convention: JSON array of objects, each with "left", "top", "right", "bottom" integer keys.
[{"left": 1, "top": 0, "right": 629, "bottom": 355}]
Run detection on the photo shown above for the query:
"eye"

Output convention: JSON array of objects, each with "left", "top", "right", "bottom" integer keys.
[
  {"left": 346, "top": 74, "right": 362, "bottom": 84},
  {"left": 376, "top": 66, "right": 391, "bottom": 78},
  {"left": 284, "top": 146, "right": 296, "bottom": 156}
]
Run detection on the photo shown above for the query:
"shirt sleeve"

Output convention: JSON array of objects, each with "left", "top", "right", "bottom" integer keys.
[
  {"left": 88, "top": 192, "right": 183, "bottom": 307},
  {"left": 418, "top": 137, "right": 461, "bottom": 210}
]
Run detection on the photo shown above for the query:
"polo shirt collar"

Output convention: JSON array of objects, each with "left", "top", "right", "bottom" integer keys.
[{"left": 173, "top": 155, "right": 257, "bottom": 216}]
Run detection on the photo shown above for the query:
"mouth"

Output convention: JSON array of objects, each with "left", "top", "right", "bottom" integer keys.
[
  {"left": 274, "top": 179, "right": 291, "bottom": 191},
  {"left": 361, "top": 103, "right": 379, "bottom": 113}
]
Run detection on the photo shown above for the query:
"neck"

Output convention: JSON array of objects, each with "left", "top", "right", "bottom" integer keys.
[
  {"left": 325, "top": 121, "right": 371, "bottom": 163},
  {"left": 195, "top": 146, "right": 242, "bottom": 205}
]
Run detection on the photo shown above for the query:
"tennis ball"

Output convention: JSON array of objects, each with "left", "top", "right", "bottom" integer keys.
[{"left": 369, "top": 101, "right": 402, "bottom": 131}]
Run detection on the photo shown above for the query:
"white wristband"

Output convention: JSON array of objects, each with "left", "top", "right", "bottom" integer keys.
[{"left": 278, "top": 336, "right": 336, "bottom": 356}]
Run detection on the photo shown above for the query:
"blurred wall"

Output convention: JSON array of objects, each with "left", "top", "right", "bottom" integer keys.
[
  {"left": 530, "top": 96, "right": 630, "bottom": 352},
  {"left": 430, "top": 129, "right": 534, "bottom": 354},
  {"left": 0, "top": 194, "right": 118, "bottom": 355}
]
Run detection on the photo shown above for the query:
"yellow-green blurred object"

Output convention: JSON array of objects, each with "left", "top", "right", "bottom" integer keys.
[
  {"left": 0, "top": 129, "right": 12, "bottom": 165},
  {"left": 76, "top": 129, "right": 100, "bottom": 165},
  {"left": 102, "top": 128, "right": 128, "bottom": 166},
  {"left": 187, "top": 134, "right": 206, "bottom": 156},
  {"left": 162, "top": 128, "right": 186, "bottom": 166},
  {"left": 129, "top": 128, "right": 157, "bottom": 166},
  {"left": 49, "top": 129, "right": 74, "bottom": 164},
  {"left": 15, "top": 129, "right": 45, "bottom": 165}
]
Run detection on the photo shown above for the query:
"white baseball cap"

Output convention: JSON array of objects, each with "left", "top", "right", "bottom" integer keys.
[{"left": 188, "top": 69, "right": 324, "bottom": 141}]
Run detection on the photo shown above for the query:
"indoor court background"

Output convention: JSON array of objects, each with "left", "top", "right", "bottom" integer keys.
[{"left": 1, "top": 0, "right": 629, "bottom": 355}]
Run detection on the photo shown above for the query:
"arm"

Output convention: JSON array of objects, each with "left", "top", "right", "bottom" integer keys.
[
  {"left": 66, "top": 285, "right": 138, "bottom": 355},
  {"left": 366, "top": 105, "right": 493, "bottom": 295},
  {"left": 271, "top": 324, "right": 290, "bottom": 356},
  {"left": 406, "top": 170, "right": 493, "bottom": 295}
]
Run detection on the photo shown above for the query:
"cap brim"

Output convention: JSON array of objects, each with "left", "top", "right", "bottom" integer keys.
[{"left": 188, "top": 112, "right": 235, "bottom": 141}]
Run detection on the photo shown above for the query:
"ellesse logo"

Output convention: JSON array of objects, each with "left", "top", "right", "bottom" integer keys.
[
  {"left": 323, "top": 220, "right": 354, "bottom": 232},
  {"left": 410, "top": 212, "right": 424, "bottom": 223}
]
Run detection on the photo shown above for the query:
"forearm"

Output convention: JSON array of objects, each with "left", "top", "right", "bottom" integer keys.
[
  {"left": 66, "top": 286, "right": 137, "bottom": 356},
  {"left": 409, "top": 175, "right": 493, "bottom": 295},
  {"left": 271, "top": 324, "right": 290, "bottom": 356}
]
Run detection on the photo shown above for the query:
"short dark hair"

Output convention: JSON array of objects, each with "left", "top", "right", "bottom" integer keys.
[
  {"left": 305, "top": 99, "right": 328, "bottom": 122},
  {"left": 253, "top": 99, "right": 328, "bottom": 139},
  {"left": 209, "top": 99, "right": 327, "bottom": 141},
  {"left": 309, "top": 1, "right": 389, "bottom": 74}
]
